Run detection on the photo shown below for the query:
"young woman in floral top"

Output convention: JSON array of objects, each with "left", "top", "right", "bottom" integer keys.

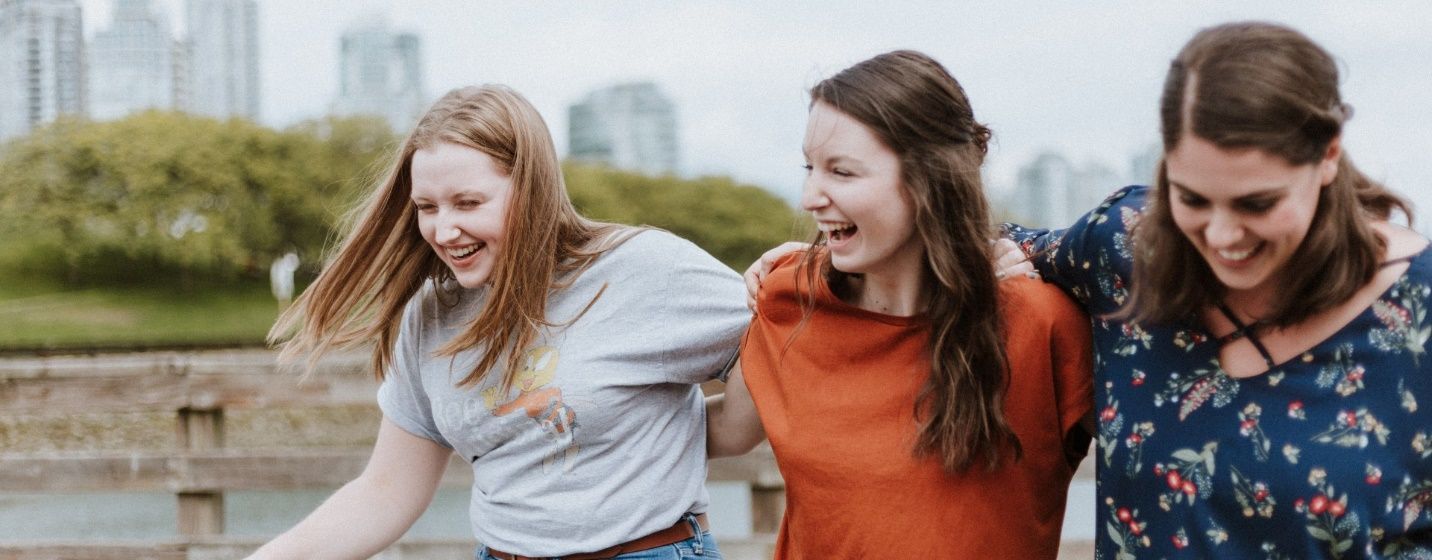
[{"left": 999, "top": 22, "right": 1432, "bottom": 558}]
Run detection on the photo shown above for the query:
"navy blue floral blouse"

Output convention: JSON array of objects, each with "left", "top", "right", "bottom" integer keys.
[{"left": 1006, "top": 185, "right": 1432, "bottom": 559}]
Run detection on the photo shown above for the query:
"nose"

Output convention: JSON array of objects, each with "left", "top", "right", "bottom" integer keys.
[
  {"left": 434, "top": 211, "right": 463, "bottom": 244},
  {"left": 800, "top": 175, "right": 830, "bottom": 212},
  {"left": 1204, "top": 208, "right": 1243, "bottom": 248}
]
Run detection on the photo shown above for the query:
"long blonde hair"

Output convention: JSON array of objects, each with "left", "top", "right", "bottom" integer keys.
[{"left": 271, "top": 85, "right": 632, "bottom": 390}]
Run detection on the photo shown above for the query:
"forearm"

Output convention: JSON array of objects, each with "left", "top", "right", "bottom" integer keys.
[
  {"left": 248, "top": 418, "right": 450, "bottom": 559},
  {"left": 248, "top": 473, "right": 437, "bottom": 559}
]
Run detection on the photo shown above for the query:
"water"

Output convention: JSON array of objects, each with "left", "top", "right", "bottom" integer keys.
[{"left": 0, "top": 481, "right": 1093, "bottom": 542}]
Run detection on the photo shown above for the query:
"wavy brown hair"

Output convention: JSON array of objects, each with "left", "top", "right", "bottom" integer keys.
[
  {"left": 797, "top": 50, "right": 1019, "bottom": 472},
  {"left": 270, "top": 85, "right": 632, "bottom": 390},
  {"left": 1125, "top": 22, "right": 1413, "bottom": 327}
]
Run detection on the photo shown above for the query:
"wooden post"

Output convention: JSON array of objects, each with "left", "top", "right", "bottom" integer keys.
[{"left": 177, "top": 407, "right": 225, "bottom": 536}]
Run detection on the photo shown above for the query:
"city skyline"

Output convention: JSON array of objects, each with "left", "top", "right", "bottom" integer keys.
[
  {"left": 330, "top": 17, "right": 426, "bottom": 132},
  {"left": 568, "top": 82, "right": 680, "bottom": 176},
  {"left": 64, "top": 1, "right": 1432, "bottom": 230},
  {"left": 88, "top": 0, "right": 176, "bottom": 121},
  {"left": 1, "top": 0, "right": 85, "bottom": 140}
]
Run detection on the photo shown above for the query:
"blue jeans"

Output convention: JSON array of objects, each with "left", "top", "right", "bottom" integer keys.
[{"left": 477, "top": 520, "right": 721, "bottom": 560}]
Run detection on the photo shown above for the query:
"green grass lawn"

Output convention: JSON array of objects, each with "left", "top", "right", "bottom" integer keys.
[{"left": 0, "top": 275, "right": 282, "bottom": 351}]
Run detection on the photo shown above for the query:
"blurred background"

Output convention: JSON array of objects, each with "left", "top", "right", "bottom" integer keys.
[{"left": 1, "top": 1, "right": 1428, "bottom": 558}]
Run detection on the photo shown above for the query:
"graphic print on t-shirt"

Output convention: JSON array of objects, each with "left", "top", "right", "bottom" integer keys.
[{"left": 481, "top": 346, "right": 580, "bottom": 473}]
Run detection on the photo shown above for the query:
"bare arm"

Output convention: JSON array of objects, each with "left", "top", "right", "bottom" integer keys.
[
  {"left": 705, "top": 361, "right": 766, "bottom": 458},
  {"left": 246, "top": 417, "right": 452, "bottom": 559}
]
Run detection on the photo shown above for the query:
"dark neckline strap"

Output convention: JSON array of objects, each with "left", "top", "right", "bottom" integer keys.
[
  {"left": 1213, "top": 254, "right": 1417, "bottom": 370},
  {"left": 1380, "top": 254, "right": 1417, "bottom": 269},
  {"left": 1216, "top": 303, "right": 1276, "bottom": 369}
]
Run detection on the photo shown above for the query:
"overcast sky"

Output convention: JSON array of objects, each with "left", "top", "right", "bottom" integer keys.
[{"left": 81, "top": 1, "right": 1432, "bottom": 229}]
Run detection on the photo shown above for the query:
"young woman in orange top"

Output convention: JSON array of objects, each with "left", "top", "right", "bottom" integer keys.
[{"left": 706, "top": 50, "right": 1095, "bottom": 558}]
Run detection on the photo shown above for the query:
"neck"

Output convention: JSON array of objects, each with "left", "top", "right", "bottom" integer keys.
[
  {"left": 1222, "top": 283, "right": 1277, "bottom": 323},
  {"left": 847, "top": 263, "right": 927, "bottom": 317}
]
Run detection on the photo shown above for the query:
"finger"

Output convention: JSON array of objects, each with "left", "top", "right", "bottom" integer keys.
[
  {"left": 762, "top": 242, "right": 810, "bottom": 274},
  {"left": 996, "top": 261, "right": 1036, "bottom": 282},
  {"left": 992, "top": 238, "right": 1023, "bottom": 263},
  {"left": 745, "top": 270, "right": 762, "bottom": 312}
]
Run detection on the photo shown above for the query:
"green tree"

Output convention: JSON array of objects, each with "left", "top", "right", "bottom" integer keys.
[
  {"left": 564, "top": 163, "right": 805, "bottom": 270},
  {"left": 0, "top": 114, "right": 796, "bottom": 286},
  {"left": 0, "top": 112, "right": 397, "bottom": 286}
]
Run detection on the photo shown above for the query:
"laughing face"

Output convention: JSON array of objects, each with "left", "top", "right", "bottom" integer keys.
[
  {"left": 800, "top": 101, "right": 923, "bottom": 279},
  {"left": 410, "top": 142, "right": 513, "bottom": 289},
  {"left": 1165, "top": 133, "right": 1339, "bottom": 304}
]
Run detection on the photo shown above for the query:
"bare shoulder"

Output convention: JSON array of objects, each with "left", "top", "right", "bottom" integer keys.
[{"left": 1372, "top": 221, "right": 1430, "bottom": 259}]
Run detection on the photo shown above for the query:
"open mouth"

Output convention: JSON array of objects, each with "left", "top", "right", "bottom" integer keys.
[
  {"left": 446, "top": 242, "right": 486, "bottom": 265},
  {"left": 1214, "top": 242, "right": 1263, "bottom": 265},
  {"left": 819, "top": 221, "right": 859, "bottom": 244}
]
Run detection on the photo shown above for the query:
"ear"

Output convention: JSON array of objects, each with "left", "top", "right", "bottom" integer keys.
[{"left": 1317, "top": 136, "right": 1342, "bottom": 187}]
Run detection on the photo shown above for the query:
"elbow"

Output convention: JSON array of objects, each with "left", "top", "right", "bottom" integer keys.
[{"left": 706, "top": 419, "right": 765, "bottom": 459}]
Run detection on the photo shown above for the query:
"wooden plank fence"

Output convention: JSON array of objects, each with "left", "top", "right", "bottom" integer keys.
[{"left": 0, "top": 350, "right": 1092, "bottom": 559}]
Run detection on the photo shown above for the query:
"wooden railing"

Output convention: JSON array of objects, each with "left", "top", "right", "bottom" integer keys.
[
  {"left": 0, "top": 350, "right": 1092, "bottom": 559},
  {"left": 0, "top": 350, "right": 784, "bottom": 559}
]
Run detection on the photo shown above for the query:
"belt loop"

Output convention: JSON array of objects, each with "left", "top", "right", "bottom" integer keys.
[{"left": 684, "top": 513, "right": 704, "bottom": 555}]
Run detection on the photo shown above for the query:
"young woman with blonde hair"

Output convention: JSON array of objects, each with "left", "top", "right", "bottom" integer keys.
[
  {"left": 708, "top": 50, "right": 1094, "bottom": 558},
  {"left": 250, "top": 85, "right": 747, "bottom": 559}
]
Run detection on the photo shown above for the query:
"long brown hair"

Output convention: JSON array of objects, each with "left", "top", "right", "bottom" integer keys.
[
  {"left": 270, "top": 85, "right": 631, "bottom": 390},
  {"left": 1126, "top": 22, "right": 1413, "bottom": 327},
  {"left": 798, "top": 50, "right": 1018, "bottom": 472}
]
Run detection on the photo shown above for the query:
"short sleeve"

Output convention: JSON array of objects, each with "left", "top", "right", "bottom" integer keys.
[
  {"left": 1002, "top": 185, "right": 1147, "bottom": 315},
  {"left": 1045, "top": 287, "right": 1095, "bottom": 466},
  {"left": 376, "top": 287, "right": 453, "bottom": 449},
  {"left": 655, "top": 235, "right": 750, "bottom": 384}
]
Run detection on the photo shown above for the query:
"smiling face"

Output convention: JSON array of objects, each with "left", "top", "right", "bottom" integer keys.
[
  {"left": 410, "top": 141, "right": 514, "bottom": 289},
  {"left": 1165, "top": 133, "right": 1339, "bottom": 304},
  {"left": 800, "top": 101, "right": 923, "bottom": 279}
]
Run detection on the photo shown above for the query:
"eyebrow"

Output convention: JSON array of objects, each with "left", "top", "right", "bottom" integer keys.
[
  {"left": 804, "top": 152, "right": 859, "bottom": 167},
  {"left": 411, "top": 189, "right": 483, "bottom": 201},
  {"left": 1169, "top": 181, "right": 1286, "bottom": 200}
]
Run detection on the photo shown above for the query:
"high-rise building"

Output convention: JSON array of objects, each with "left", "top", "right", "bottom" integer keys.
[
  {"left": 1129, "top": 143, "right": 1161, "bottom": 187},
  {"left": 171, "top": 36, "right": 190, "bottom": 112},
  {"left": 88, "top": 0, "right": 175, "bottom": 120},
  {"left": 1011, "top": 151, "right": 1123, "bottom": 228},
  {"left": 1014, "top": 152, "right": 1076, "bottom": 228},
  {"left": 185, "top": 0, "right": 258, "bottom": 120},
  {"left": 568, "top": 82, "right": 679, "bottom": 176},
  {"left": 1076, "top": 161, "right": 1121, "bottom": 213},
  {"left": 330, "top": 18, "right": 425, "bottom": 133},
  {"left": 0, "top": 0, "right": 85, "bottom": 141}
]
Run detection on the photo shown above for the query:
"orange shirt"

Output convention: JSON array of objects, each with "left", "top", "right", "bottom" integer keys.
[{"left": 740, "top": 254, "right": 1094, "bottom": 558}]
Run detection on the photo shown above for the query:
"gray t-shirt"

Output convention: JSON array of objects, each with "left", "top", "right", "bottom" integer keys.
[{"left": 377, "top": 229, "right": 748, "bottom": 557}]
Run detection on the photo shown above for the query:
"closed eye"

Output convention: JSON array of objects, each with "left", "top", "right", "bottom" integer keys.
[
  {"left": 1236, "top": 198, "right": 1277, "bottom": 214},
  {"left": 1177, "top": 193, "right": 1209, "bottom": 208},
  {"left": 456, "top": 199, "right": 482, "bottom": 210}
]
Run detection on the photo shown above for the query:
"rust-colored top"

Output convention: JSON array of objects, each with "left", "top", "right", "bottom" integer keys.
[{"left": 740, "top": 253, "right": 1094, "bottom": 558}]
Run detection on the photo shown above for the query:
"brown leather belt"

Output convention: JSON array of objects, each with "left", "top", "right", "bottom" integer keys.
[{"left": 485, "top": 513, "right": 710, "bottom": 560}]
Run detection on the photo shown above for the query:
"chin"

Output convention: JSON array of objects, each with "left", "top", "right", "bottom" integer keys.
[
  {"left": 828, "top": 257, "right": 865, "bottom": 275},
  {"left": 453, "top": 271, "right": 492, "bottom": 289}
]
